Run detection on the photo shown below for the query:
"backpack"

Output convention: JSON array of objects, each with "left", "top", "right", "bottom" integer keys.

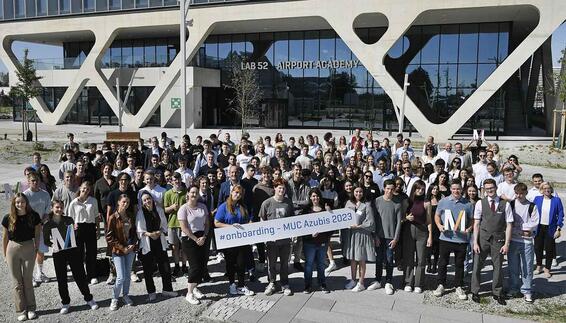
[{"left": 509, "top": 200, "right": 535, "bottom": 217}]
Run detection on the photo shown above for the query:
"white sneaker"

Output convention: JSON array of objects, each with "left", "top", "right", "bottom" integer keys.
[
  {"left": 384, "top": 283, "right": 394, "bottom": 295},
  {"left": 60, "top": 305, "right": 70, "bottom": 314},
  {"left": 106, "top": 274, "right": 116, "bottom": 285},
  {"left": 122, "top": 295, "right": 134, "bottom": 306},
  {"left": 148, "top": 293, "right": 157, "bottom": 302},
  {"left": 345, "top": 279, "right": 357, "bottom": 290},
  {"left": 27, "top": 311, "right": 36, "bottom": 320},
  {"left": 455, "top": 287, "right": 467, "bottom": 300},
  {"left": 404, "top": 286, "right": 413, "bottom": 292},
  {"left": 325, "top": 261, "right": 337, "bottom": 276},
  {"left": 352, "top": 282, "right": 365, "bottom": 292},
  {"left": 433, "top": 284, "right": 444, "bottom": 297},
  {"left": 87, "top": 300, "right": 99, "bottom": 310},
  {"left": 524, "top": 294, "right": 533, "bottom": 303},
  {"left": 282, "top": 285, "right": 293, "bottom": 296},
  {"left": 185, "top": 293, "right": 200, "bottom": 305},
  {"left": 162, "top": 290, "right": 178, "bottom": 298},
  {"left": 264, "top": 283, "right": 276, "bottom": 296},
  {"left": 367, "top": 281, "right": 382, "bottom": 290},
  {"left": 90, "top": 278, "right": 99, "bottom": 285},
  {"left": 414, "top": 287, "right": 423, "bottom": 294},
  {"left": 238, "top": 286, "right": 255, "bottom": 296},
  {"left": 216, "top": 253, "right": 225, "bottom": 262},
  {"left": 17, "top": 312, "right": 27, "bottom": 321},
  {"left": 193, "top": 288, "right": 204, "bottom": 299},
  {"left": 552, "top": 258, "right": 558, "bottom": 268},
  {"left": 109, "top": 299, "right": 119, "bottom": 311},
  {"left": 229, "top": 283, "right": 239, "bottom": 295},
  {"left": 32, "top": 281, "right": 39, "bottom": 288},
  {"left": 131, "top": 272, "right": 141, "bottom": 282}
]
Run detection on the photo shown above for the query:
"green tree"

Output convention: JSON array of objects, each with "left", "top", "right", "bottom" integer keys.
[{"left": 9, "top": 49, "right": 42, "bottom": 141}]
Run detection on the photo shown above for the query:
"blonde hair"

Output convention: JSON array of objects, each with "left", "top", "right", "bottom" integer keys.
[
  {"left": 226, "top": 184, "right": 247, "bottom": 219},
  {"left": 539, "top": 181, "right": 554, "bottom": 194}
]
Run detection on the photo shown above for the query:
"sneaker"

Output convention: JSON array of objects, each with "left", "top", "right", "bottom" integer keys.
[
  {"left": 90, "top": 278, "right": 99, "bottom": 285},
  {"left": 248, "top": 270, "right": 256, "bottom": 282},
  {"left": 238, "top": 286, "right": 255, "bottom": 296},
  {"left": 345, "top": 279, "right": 357, "bottom": 290},
  {"left": 404, "top": 286, "right": 413, "bottom": 292},
  {"left": 193, "top": 288, "right": 204, "bottom": 299},
  {"left": 367, "top": 281, "right": 382, "bottom": 291},
  {"left": 40, "top": 273, "right": 49, "bottom": 283},
  {"left": 17, "top": 312, "right": 27, "bottom": 321},
  {"left": 202, "top": 274, "right": 212, "bottom": 283},
  {"left": 552, "top": 258, "right": 558, "bottom": 268},
  {"left": 264, "top": 283, "right": 277, "bottom": 296},
  {"left": 87, "top": 300, "right": 99, "bottom": 310},
  {"left": 131, "top": 272, "right": 141, "bottom": 282},
  {"left": 433, "top": 284, "right": 444, "bottom": 297},
  {"left": 506, "top": 290, "right": 521, "bottom": 299},
  {"left": 162, "top": 290, "right": 178, "bottom": 298},
  {"left": 60, "top": 305, "right": 70, "bottom": 314},
  {"left": 122, "top": 295, "right": 134, "bottom": 306},
  {"left": 27, "top": 311, "right": 36, "bottom": 320},
  {"left": 106, "top": 274, "right": 116, "bottom": 285},
  {"left": 185, "top": 293, "right": 200, "bottom": 305},
  {"left": 384, "top": 283, "right": 394, "bottom": 295},
  {"left": 352, "top": 282, "right": 365, "bottom": 292},
  {"left": 229, "top": 283, "right": 239, "bottom": 295},
  {"left": 325, "top": 261, "right": 337, "bottom": 276},
  {"left": 32, "top": 281, "right": 39, "bottom": 288},
  {"left": 455, "top": 287, "right": 467, "bottom": 300},
  {"left": 524, "top": 294, "right": 533, "bottom": 303},
  {"left": 414, "top": 287, "right": 423, "bottom": 294},
  {"left": 303, "top": 286, "right": 312, "bottom": 294},
  {"left": 533, "top": 268, "right": 542, "bottom": 275},
  {"left": 109, "top": 299, "right": 119, "bottom": 311},
  {"left": 148, "top": 293, "right": 157, "bottom": 302},
  {"left": 282, "top": 285, "right": 293, "bottom": 296},
  {"left": 216, "top": 253, "right": 224, "bottom": 262},
  {"left": 321, "top": 285, "right": 330, "bottom": 294}
]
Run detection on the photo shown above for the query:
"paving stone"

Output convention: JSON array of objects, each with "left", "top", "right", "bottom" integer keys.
[
  {"left": 296, "top": 307, "right": 386, "bottom": 323},
  {"left": 304, "top": 297, "right": 335, "bottom": 311},
  {"left": 258, "top": 293, "right": 312, "bottom": 323},
  {"left": 420, "top": 306, "right": 482, "bottom": 323},
  {"left": 391, "top": 299, "right": 428, "bottom": 314},
  {"left": 482, "top": 314, "right": 535, "bottom": 323},
  {"left": 330, "top": 302, "right": 420, "bottom": 323},
  {"left": 231, "top": 308, "right": 266, "bottom": 323}
]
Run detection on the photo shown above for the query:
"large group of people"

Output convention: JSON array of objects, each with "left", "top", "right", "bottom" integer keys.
[{"left": 1, "top": 129, "right": 564, "bottom": 321}]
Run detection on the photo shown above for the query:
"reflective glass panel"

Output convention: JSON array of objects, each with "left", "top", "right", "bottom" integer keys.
[
  {"left": 439, "top": 25, "right": 458, "bottom": 64},
  {"left": 458, "top": 24, "right": 479, "bottom": 63}
]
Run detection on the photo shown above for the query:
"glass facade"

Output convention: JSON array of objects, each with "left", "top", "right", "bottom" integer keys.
[
  {"left": 196, "top": 22, "right": 510, "bottom": 132},
  {"left": 0, "top": 0, "right": 254, "bottom": 21}
]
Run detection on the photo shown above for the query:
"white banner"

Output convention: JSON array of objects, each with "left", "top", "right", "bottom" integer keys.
[{"left": 215, "top": 208, "right": 357, "bottom": 249}]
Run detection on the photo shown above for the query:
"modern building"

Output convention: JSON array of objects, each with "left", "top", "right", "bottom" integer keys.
[{"left": 1, "top": 0, "right": 565, "bottom": 140}]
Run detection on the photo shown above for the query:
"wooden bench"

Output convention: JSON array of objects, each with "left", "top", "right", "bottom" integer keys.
[{"left": 104, "top": 132, "right": 141, "bottom": 146}]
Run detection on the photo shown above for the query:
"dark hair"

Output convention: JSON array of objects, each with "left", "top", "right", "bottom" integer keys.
[
  {"left": 514, "top": 182, "right": 528, "bottom": 193},
  {"left": 383, "top": 179, "right": 395, "bottom": 188},
  {"left": 449, "top": 179, "right": 462, "bottom": 187},
  {"left": 532, "top": 173, "right": 543, "bottom": 180},
  {"left": 409, "top": 180, "right": 426, "bottom": 201},
  {"left": 483, "top": 178, "right": 497, "bottom": 187},
  {"left": 272, "top": 178, "right": 286, "bottom": 188},
  {"left": 306, "top": 188, "right": 323, "bottom": 209},
  {"left": 140, "top": 191, "right": 161, "bottom": 227},
  {"left": 426, "top": 184, "right": 441, "bottom": 201}
]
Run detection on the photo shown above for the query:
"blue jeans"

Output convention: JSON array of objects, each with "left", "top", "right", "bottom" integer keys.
[
  {"left": 303, "top": 242, "right": 327, "bottom": 288},
  {"left": 112, "top": 252, "right": 135, "bottom": 299},
  {"left": 376, "top": 238, "right": 394, "bottom": 284},
  {"left": 508, "top": 240, "right": 534, "bottom": 295}
]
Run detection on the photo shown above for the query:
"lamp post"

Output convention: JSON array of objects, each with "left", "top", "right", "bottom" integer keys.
[
  {"left": 179, "top": 0, "right": 189, "bottom": 138},
  {"left": 398, "top": 73, "right": 410, "bottom": 134}
]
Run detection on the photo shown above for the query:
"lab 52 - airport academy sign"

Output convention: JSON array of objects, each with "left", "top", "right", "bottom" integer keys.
[
  {"left": 241, "top": 59, "right": 361, "bottom": 71},
  {"left": 215, "top": 208, "right": 356, "bottom": 249}
]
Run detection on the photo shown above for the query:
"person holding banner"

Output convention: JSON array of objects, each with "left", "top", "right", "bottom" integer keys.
[
  {"left": 258, "top": 178, "right": 295, "bottom": 296},
  {"left": 178, "top": 185, "right": 211, "bottom": 305},
  {"left": 214, "top": 184, "right": 255, "bottom": 296},
  {"left": 301, "top": 188, "right": 332, "bottom": 294},
  {"left": 2, "top": 193, "right": 41, "bottom": 321},
  {"left": 43, "top": 200, "right": 99, "bottom": 314},
  {"left": 433, "top": 180, "right": 473, "bottom": 301}
]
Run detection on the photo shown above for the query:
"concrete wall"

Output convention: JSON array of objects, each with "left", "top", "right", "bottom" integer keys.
[{"left": 0, "top": 0, "right": 564, "bottom": 140}]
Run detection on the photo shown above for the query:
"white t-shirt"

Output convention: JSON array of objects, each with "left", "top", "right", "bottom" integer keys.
[
  {"left": 68, "top": 196, "right": 99, "bottom": 224},
  {"left": 138, "top": 185, "right": 167, "bottom": 208},
  {"left": 177, "top": 203, "right": 208, "bottom": 235},
  {"left": 236, "top": 154, "right": 252, "bottom": 171},
  {"left": 540, "top": 198, "right": 551, "bottom": 225},
  {"left": 497, "top": 181, "right": 517, "bottom": 201}
]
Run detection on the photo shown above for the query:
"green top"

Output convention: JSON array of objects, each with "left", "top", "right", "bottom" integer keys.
[{"left": 163, "top": 187, "right": 187, "bottom": 228}]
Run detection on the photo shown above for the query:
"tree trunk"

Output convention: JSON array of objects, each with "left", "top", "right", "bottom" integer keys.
[{"left": 21, "top": 104, "right": 25, "bottom": 141}]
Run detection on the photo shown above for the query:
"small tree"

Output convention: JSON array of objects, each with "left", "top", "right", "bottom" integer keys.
[
  {"left": 557, "top": 48, "right": 566, "bottom": 148},
  {"left": 10, "top": 49, "right": 42, "bottom": 141},
  {"left": 225, "top": 55, "right": 263, "bottom": 135}
]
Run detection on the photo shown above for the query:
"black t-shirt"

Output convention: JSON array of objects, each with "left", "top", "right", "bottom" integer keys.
[
  {"left": 2, "top": 212, "right": 41, "bottom": 242},
  {"left": 107, "top": 188, "right": 138, "bottom": 219}
]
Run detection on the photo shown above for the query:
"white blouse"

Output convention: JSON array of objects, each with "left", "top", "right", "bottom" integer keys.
[{"left": 68, "top": 196, "right": 99, "bottom": 224}]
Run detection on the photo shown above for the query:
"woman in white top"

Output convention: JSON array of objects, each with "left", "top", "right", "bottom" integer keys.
[
  {"left": 68, "top": 181, "right": 100, "bottom": 285},
  {"left": 421, "top": 145, "right": 437, "bottom": 165},
  {"left": 178, "top": 185, "right": 210, "bottom": 305},
  {"left": 136, "top": 191, "right": 176, "bottom": 302}
]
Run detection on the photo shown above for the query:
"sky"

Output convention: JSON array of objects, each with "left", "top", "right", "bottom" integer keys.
[{"left": 2, "top": 22, "right": 566, "bottom": 74}]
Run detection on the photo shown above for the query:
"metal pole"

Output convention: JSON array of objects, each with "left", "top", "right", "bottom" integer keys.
[
  {"left": 552, "top": 110, "right": 557, "bottom": 147},
  {"left": 399, "top": 73, "right": 409, "bottom": 134},
  {"left": 180, "top": 0, "right": 187, "bottom": 138},
  {"left": 117, "top": 75, "right": 122, "bottom": 132},
  {"left": 560, "top": 108, "right": 566, "bottom": 149}
]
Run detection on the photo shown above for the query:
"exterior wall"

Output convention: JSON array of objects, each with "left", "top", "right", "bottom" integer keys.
[{"left": 0, "top": 0, "right": 564, "bottom": 140}]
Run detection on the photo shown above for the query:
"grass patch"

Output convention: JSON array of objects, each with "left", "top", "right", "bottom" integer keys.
[{"left": 505, "top": 303, "right": 566, "bottom": 323}]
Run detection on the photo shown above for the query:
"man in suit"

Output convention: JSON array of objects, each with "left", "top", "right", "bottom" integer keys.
[
  {"left": 471, "top": 178, "right": 514, "bottom": 305},
  {"left": 143, "top": 137, "right": 163, "bottom": 170},
  {"left": 218, "top": 165, "right": 241, "bottom": 204}
]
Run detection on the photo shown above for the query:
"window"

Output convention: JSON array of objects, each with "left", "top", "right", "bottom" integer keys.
[
  {"left": 26, "top": 0, "right": 35, "bottom": 17},
  {"left": 71, "top": 0, "right": 82, "bottom": 13},
  {"left": 458, "top": 24, "right": 479, "bottom": 64},
  {"left": 109, "top": 0, "right": 120, "bottom": 9},
  {"left": 135, "top": 0, "right": 146, "bottom": 8},
  {"left": 155, "top": 39, "right": 167, "bottom": 66},
  {"left": 84, "top": 0, "right": 95, "bottom": 11},
  {"left": 3, "top": 0, "right": 14, "bottom": 19},
  {"left": 60, "top": 0, "right": 71, "bottom": 13},
  {"left": 48, "top": 0, "right": 57, "bottom": 15},
  {"left": 96, "top": 0, "right": 107, "bottom": 10},
  {"left": 478, "top": 23, "right": 499, "bottom": 63},
  {"left": 133, "top": 40, "right": 144, "bottom": 67},
  {"left": 15, "top": 0, "right": 25, "bottom": 18},
  {"left": 144, "top": 39, "right": 156, "bottom": 67},
  {"left": 37, "top": 0, "right": 48, "bottom": 15},
  {"left": 439, "top": 25, "right": 458, "bottom": 64}
]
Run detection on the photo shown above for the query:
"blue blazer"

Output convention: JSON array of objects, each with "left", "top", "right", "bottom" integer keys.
[
  {"left": 218, "top": 181, "right": 234, "bottom": 205},
  {"left": 533, "top": 195, "right": 564, "bottom": 237}
]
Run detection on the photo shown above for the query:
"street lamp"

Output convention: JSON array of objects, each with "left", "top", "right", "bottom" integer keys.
[
  {"left": 398, "top": 73, "right": 410, "bottom": 134},
  {"left": 179, "top": 0, "right": 190, "bottom": 138}
]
